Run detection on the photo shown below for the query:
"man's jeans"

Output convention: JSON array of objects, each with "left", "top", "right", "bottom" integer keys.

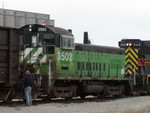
[{"left": 25, "top": 87, "right": 32, "bottom": 106}]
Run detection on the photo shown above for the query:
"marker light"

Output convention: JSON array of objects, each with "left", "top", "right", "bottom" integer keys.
[{"left": 129, "top": 43, "right": 132, "bottom": 46}]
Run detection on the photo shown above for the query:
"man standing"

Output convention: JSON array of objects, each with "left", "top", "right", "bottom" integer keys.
[{"left": 24, "top": 71, "right": 33, "bottom": 106}]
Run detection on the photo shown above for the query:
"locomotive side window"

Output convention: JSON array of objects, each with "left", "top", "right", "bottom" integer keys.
[
  {"left": 43, "top": 33, "right": 55, "bottom": 45},
  {"left": 61, "top": 35, "right": 75, "bottom": 49}
]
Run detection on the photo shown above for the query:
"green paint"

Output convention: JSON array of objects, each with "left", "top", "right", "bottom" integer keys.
[
  {"left": 19, "top": 46, "right": 126, "bottom": 81},
  {"left": 24, "top": 48, "right": 38, "bottom": 62}
]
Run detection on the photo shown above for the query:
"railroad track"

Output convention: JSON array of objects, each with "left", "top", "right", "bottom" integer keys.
[{"left": 0, "top": 96, "right": 125, "bottom": 107}]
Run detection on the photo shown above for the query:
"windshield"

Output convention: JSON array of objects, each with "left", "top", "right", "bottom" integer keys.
[
  {"left": 20, "top": 32, "right": 55, "bottom": 47},
  {"left": 43, "top": 33, "right": 55, "bottom": 45}
]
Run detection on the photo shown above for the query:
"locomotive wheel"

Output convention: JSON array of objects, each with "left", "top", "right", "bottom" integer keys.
[
  {"left": 42, "top": 96, "right": 51, "bottom": 101},
  {"left": 65, "top": 97, "right": 72, "bottom": 100},
  {"left": 4, "top": 97, "right": 13, "bottom": 104},
  {"left": 80, "top": 95, "right": 86, "bottom": 99}
]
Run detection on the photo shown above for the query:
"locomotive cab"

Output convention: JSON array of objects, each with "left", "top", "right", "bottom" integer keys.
[
  {"left": 19, "top": 24, "right": 56, "bottom": 54},
  {"left": 19, "top": 24, "right": 74, "bottom": 54},
  {"left": 19, "top": 24, "right": 75, "bottom": 75}
]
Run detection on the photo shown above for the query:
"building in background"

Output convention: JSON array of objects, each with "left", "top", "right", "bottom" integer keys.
[{"left": 0, "top": 8, "right": 55, "bottom": 28}]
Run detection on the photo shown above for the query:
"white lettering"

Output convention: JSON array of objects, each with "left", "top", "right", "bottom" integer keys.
[
  {"left": 38, "top": 28, "right": 47, "bottom": 31},
  {"left": 57, "top": 52, "right": 73, "bottom": 61}
]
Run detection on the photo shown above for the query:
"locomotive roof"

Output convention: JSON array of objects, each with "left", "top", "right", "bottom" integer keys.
[
  {"left": 45, "top": 25, "right": 73, "bottom": 36},
  {"left": 75, "top": 43, "right": 124, "bottom": 54},
  {"left": 20, "top": 24, "right": 73, "bottom": 37}
]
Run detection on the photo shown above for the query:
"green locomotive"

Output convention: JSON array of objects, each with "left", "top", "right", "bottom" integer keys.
[{"left": 18, "top": 24, "right": 132, "bottom": 99}]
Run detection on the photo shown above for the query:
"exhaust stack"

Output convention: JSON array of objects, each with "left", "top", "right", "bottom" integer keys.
[
  {"left": 68, "top": 29, "right": 72, "bottom": 33},
  {"left": 83, "top": 32, "right": 91, "bottom": 44}
]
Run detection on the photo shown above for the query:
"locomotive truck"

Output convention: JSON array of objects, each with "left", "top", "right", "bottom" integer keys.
[{"left": 1, "top": 24, "right": 149, "bottom": 102}]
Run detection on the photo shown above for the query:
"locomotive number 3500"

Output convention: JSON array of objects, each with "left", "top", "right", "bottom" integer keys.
[{"left": 57, "top": 52, "right": 73, "bottom": 61}]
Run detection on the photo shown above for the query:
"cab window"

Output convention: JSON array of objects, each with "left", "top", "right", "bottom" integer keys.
[
  {"left": 31, "top": 34, "right": 40, "bottom": 47},
  {"left": 31, "top": 33, "right": 42, "bottom": 47},
  {"left": 20, "top": 32, "right": 42, "bottom": 47},
  {"left": 43, "top": 33, "right": 55, "bottom": 45},
  {"left": 61, "top": 35, "right": 75, "bottom": 49}
]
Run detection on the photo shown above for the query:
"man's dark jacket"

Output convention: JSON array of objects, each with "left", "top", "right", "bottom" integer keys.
[{"left": 24, "top": 75, "right": 33, "bottom": 88}]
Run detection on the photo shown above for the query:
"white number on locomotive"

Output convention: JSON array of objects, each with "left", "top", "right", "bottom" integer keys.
[
  {"left": 57, "top": 52, "right": 72, "bottom": 61},
  {"left": 38, "top": 28, "right": 47, "bottom": 31}
]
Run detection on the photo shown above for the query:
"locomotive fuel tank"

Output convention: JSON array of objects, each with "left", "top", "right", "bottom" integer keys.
[{"left": 82, "top": 85, "right": 104, "bottom": 94}]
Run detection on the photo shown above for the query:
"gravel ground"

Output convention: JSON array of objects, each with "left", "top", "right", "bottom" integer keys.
[{"left": 1, "top": 96, "right": 150, "bottom": 113}]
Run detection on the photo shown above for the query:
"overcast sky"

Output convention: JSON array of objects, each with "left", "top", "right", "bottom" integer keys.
[{"left": 1, "top": 0, "right": 150, "bottom": 47}]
